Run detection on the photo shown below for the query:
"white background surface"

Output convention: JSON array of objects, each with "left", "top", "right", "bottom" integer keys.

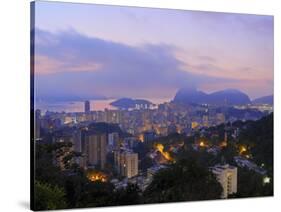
[{"left": 0, "top": 0, "right": 280, "bottom": 211}]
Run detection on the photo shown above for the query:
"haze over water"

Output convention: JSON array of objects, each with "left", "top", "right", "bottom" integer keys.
[{"left": 36, "top": 97, "right": 171, "bottom": 113}]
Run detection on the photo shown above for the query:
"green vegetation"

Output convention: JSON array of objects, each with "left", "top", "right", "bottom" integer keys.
[
  {"left": 34, "top": 181, "right": 67, "bottom": 210},
  {"left": 34, "top": 140, "right": 141, "bottom": 210},
  {"left": 143, "top": 159, "right": 222, "bottom": 202},
  {"left": 113, "top": 183, "right": 142, "bottom": 205},
  {"left": 229, "top": 168, "right": 273, "bottom": 198},
  {"left": 33, "top": 114, "right": 273, "bottom": 209},
  {"left": 238, "top": 113, "right": 273, "bottom": 171}
]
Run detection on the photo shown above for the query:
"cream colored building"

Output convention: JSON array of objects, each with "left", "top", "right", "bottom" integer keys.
[
  {"left": 114, "top": 150, "right": 138, "bottom": 178},
  {"left": 216, "top": 113, "right": 226, "bottom": 125},
  {"left": 211, "top": 164, "right": 237, "bottom": 198},
  {"left": 85, "top": 134, "right": 107, "bottom": 169}
]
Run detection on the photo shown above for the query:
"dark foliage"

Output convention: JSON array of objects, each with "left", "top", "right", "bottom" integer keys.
[
  {"left": 143, "top": 159, "right": 222, "bottom": 203},
  {"left": 238, "top": 113, "right": 273, "bottom": 170},
  {"left": 34, "top": 181, "right": 67, "bottom": 210},
  {"left": 230, "top": 168, "right": 273, "bottom": 198}
]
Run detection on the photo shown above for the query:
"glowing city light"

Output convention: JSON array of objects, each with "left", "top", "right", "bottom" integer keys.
[
  {"left": 155, "top": 143, "right": 173, "bottom": 162},
  {"left": 239, "top": 145, "right": 247, "bottom": 155},
  {"left": 199, "top": 141, "right": 205, "bottom": 147},
  {"left": 263, "top": 176, "right": 271, "bottom": 184},
  {"left": 138, "top": 134, "right": 144, "bottom": 142},
  {"left": 87, "top": 171, "right": 107, "bottom": 182},
  {"left": 220, "top": 141, "right": 227, "bottom": 147},
  {"left": 199, "top": 139, "right": 208, "bottom": 148}
]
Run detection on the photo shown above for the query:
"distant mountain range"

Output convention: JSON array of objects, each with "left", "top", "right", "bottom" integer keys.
[
  {"left": 37, "top": 88, "right": 272, "bottom": 106},
  {"left": 173, "top": 88, "right": 257, "bottom": 105},
  {"left": 252, "top": 95, "right": 273, "bottom": 105}
]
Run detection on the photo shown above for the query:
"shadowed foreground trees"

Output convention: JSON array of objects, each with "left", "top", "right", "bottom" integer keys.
[
  {"left": 34, "top": 181, "right": 67, "bottom": 210},
  {"left": 229, "top": 168, "right": 273, "bottom": 198},
  {"left": 33, "top": 114, "right": 273, "bottom": 210},
  {"left": 143, "top": 159, "right": 222, "bottom": 203},
  {"left": 34, "top": 141, "right": 142, "bottom": 210},
  {"left": 35, "top": 140, "right": 222, "bottom": 209}
]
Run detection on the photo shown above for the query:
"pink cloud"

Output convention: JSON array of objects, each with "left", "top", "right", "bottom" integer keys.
[{"left": 34, "top": 55, "right": 102, "bottom": 74}]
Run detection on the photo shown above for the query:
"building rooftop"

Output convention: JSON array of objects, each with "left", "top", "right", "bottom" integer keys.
[{"left": 210, "top": 164, "right": 237, "bottom": 173}]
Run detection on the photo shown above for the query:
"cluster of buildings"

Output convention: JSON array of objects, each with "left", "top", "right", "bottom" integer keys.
[
  {"left": 35, "top": 100, "right": 268, "bottom": 143},
  {"left": 49, "top": 125, "right": 140, "bottom": 179},
  {"left": 110, "top": 164, "right": 167, "bottom": 191},
  {"left": 34, "top": 99, "right": 272, "bottom": 197},
  {"left": 234, "top": 104, "right": 273, "bottom": 114}
]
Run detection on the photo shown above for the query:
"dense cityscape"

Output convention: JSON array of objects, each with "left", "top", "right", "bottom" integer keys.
[
  {"left": 33, "top": 89, "right": 273, "bottom": 209},
  {"left": 31, "top": 2, "right": 273, "bottom": 210}
]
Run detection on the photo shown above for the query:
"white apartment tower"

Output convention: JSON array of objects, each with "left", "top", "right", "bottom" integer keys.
[{"left": 211, "top": 164, "right": 238, "bottom": 198}]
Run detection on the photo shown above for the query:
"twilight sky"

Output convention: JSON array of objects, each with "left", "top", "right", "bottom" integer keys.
[{"left": 33, "top": 1, "right": 273, "bottom": 101}]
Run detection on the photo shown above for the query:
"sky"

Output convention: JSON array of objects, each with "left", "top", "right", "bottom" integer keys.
[{"left": 33, "top": 1, "right": 274, "bottom": 101}]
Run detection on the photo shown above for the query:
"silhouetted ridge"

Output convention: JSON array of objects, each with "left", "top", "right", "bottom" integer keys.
[
  {"left": 252, "top": 95, "right": 273, "bottom": 104},
  {"left": 173, "top": 88, "right": 251, "bottom": 105}
]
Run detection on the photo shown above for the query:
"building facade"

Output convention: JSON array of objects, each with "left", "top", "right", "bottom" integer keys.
[
  {"left": 85, "top": 133, "right": 107, "bottom": 169},
  {"left": 211, "top": 164, "right": 238, "bottom": 198},
  {"left": 84, "top": 100, "right": 90, "bottom": 113},
  {"left": 108, "top": 132, "right": 121, "bottom": 151},
  {"left": 114, "top": 150, "right": 138, "bottom": 178}
]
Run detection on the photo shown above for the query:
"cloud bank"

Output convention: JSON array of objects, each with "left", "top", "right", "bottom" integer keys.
[{"left": 34, "top": 29, "right": 237, "bottom": 101}]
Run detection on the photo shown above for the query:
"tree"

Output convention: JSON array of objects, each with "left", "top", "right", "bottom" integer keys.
[
  {"left": 35, "top": 142, "right": 65, "bottom": 187},
  {"left": 232, "top": 168, "right": 273, "bottom": 198},
  {"left": 140, "top": 156, "right": 154, "bottom": 172},
  {"left": 114, "top": 183, "right": 142, "bottom": 205},
  {"left": 77, "top": 181, "right": 116, "bottom": 207},
  {"left": 238, "top": 113, "right": 273, "bottom": 170},
  {"left": 176, "top": 144, "right": 219, "bottom": 167},
  {"left": 143, "top": 159, "right": 222, "bottom": 203},
  {"left": 64, "top": 173, "right": 88, "bottom": 208},
  {"left": 217, "top": 143, "right": 237, "bottom": 165},
  {"left": 34, "top": 181, "right": 67, "bottom": 210}
]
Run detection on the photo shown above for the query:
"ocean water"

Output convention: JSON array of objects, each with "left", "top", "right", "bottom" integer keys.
[{"left": 35, "top": 98, "right": 170, "bottom": 113}]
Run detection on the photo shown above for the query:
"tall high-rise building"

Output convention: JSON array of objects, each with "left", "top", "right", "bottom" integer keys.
[
  {"left": 211, "top": 164, "right": 237, "bottom": 198},
  {"left": 114, "top": 150, "right": 138, "bottom": 178},
  {"left": 85, "top": 133, "right": 107, "bottom": 169},
  {"left": 108, "top": 132, "right": 121, "bottom": 151},
  {"left": 84, "top": 100, "right": 90, "bottom": 113},
  {"left": 72, "top": 129, "right": 86, "bottom": 168}
]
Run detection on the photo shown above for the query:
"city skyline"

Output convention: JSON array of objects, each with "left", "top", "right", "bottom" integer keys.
[
  {"left": 31, "top": 2, "right": 274, "bottom": 210},
  {"left": 33, "top": 2, "right": 273, "bottom": 101}
]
